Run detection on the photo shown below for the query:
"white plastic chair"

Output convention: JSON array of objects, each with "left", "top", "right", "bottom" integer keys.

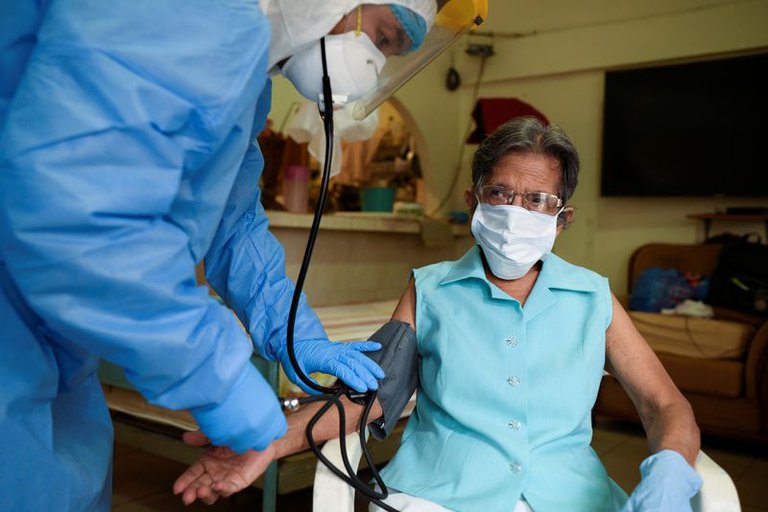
[
  {"left": 313, "top": 430, "right": 370, "bottom": 512},
  {"left": 312, "top": 432, "right": 741, "bottom": 512},
  {"left": 692, "top": 451, "right": 742, "bottom": 512}
]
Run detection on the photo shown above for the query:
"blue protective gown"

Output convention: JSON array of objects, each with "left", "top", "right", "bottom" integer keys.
[{"left": 0, "top": 1, "right": 326, "bottom": 510}]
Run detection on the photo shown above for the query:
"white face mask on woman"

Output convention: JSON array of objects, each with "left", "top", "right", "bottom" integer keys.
[
  {"left": 471, "top": 203, "right": 562, "bottom": 280},
  {"left": 281, "top": 31, "right": 386, "bottom": 104}
]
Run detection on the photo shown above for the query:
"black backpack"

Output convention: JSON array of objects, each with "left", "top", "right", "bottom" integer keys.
[{"left": 705, "top": 237, "right": 768, "bottom": 317}]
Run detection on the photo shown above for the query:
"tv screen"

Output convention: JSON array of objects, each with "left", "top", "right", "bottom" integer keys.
[{"left": 601, "top": 52, "right": 768, "bottom": 197}]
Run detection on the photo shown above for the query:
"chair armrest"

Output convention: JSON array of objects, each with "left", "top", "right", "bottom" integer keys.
[
  {"left": 313, "top": 431, "right": 366, "bottom": 512},
  {"left": 692, "top": 450, "right": 741, "bottom": 512},
  {"left": 745, "top": 321, "right": 768, "bottom": 405}
]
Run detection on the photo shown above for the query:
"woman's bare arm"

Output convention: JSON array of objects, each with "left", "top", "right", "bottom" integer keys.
[
  {"left": 391, "top": 277, "right": 416, "bottom": 328},
  {"left": 605, "top": 293, "right": 700, "bottom": 465},
  {"left": 272, "top": 396, "right": 382, "bottom": 458}
]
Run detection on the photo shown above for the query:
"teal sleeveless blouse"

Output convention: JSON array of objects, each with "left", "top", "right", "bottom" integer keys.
[{"left": 379, "top": 246, "right": 628, "bottom": 512}]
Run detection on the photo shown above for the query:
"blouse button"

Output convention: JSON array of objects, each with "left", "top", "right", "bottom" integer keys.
[
  {"left": 505, "top": 336, "right": 519, "bottom": 347},
  {"left": 507, "top": 376, "right": 521, "bottom": 387},
  {"left": 509, "top": 462, "right": 523, "bottom": 473}
]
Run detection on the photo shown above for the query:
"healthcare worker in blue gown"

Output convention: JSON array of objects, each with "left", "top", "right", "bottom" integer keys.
[{"left": 0, "top": 0, "right": 436, "bottom": 509}]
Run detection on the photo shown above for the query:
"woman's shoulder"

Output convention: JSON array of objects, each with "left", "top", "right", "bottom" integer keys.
[
  {"left": 413, "top": 259, "right": 457, "bottom": 282},
  {"left": 545, "top": 253, "right": 610, "bottom": 290}
]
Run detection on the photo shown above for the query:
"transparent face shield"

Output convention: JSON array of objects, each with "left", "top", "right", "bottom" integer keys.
[
  {"left": 347, "top": 0, "right": 487, "bottom": 120},
  {"left": 279, "top": 1, "right": 486, "bottom": 113}
]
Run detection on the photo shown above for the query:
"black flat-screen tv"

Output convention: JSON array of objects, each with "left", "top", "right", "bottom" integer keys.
[{"left": 601, "top": 52, "right": 768, "bottom": 197}]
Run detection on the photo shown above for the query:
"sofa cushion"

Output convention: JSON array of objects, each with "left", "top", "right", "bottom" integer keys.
[
  {"left": 656, "top": 352, "right": 744, "bottom": 398},
  {"left": 629, "top": 311, "right": 754, "bottom": 359}
]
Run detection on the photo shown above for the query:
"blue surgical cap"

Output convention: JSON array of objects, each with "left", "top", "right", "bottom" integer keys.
[{"left": 389, "top": 4, "right": 428, "bottom": 52}]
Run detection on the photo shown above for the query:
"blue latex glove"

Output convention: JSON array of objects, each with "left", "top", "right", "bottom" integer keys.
[
  {"left": 190, "top": 365, "right": 287, "bottom": 454},
  {"left": 276, "top": 339, "right": 385, "bottom": 394},
  {"left": 622, "top": 450, "right": 702, "bottom": 512}
]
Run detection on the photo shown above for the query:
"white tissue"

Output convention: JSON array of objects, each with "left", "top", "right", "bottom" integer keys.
[{"left": 661, "top": 300, "right": 714, "bottom": 318}]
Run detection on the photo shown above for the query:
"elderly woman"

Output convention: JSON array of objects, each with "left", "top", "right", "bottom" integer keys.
[{"left": 174, "top": 117, "right": 702, "bottom": 512}]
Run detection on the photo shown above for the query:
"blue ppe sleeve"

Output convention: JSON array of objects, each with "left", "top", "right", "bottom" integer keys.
[
  {"left": 191, "top": 364, "right": 287, "bottom": 454},
  {"left": 0, "top": 1, "right": 51, "bottom": 127},
  {"left": 203, "top": 135, "right": 385, "bottom": 394},
  {"left": 622, "top": 449, "right": 702, "bottom": 512},
  {"left": 0, "top": 0, "right": 286, "bottom": 449},
  {"left": 204, "top": 134, "right": 328, "bottom": 362}
]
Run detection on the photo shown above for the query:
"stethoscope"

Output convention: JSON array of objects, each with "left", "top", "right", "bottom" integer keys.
[{"left": 278, "top": 37, "right": 400, "bottom": 512}]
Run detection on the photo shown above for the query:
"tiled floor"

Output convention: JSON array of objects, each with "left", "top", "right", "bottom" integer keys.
[{"left": 113, "top": 421, "right": 768, "bottom": 511}]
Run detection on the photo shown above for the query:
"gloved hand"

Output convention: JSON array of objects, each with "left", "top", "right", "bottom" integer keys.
[
  {"left": 190, "top": 366, "right": 287, "bottom": 454},
  {"left": 622, "top": 449, "right": 703, "bottom": 512},
  {"left": 275, "top": 338, "right": 385, "bottom": 394}
]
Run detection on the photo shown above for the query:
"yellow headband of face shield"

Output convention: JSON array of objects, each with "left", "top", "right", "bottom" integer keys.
[{"left": 437, "top": 0, "right": 487, "bottom": 30}]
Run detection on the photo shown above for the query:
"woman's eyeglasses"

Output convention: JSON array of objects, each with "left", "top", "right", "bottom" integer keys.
[{"left": 477, "top": 185, "right": 563, "bottom": 215}]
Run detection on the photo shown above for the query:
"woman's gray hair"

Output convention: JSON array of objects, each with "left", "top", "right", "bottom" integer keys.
[{"left": 471, "top": 116, "right": 580, "bottom": 204}]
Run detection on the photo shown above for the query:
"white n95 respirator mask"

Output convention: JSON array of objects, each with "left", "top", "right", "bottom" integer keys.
[
  {"left": 471, "top": 203, "right": 561, "bottom": 280},
  {"left": 281, "top": 31, "right": 387, "bottom": 105}
]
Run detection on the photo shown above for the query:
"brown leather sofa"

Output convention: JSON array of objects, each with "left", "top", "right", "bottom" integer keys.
[{"left": 594, "top": 243, "right": 768, "bottom": 443}]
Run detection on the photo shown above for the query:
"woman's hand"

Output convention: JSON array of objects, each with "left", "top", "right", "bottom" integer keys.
[{"left": 173, "top": 431, "right": 276, "bottom": 505}]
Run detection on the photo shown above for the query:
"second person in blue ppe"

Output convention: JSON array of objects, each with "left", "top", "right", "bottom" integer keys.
[{"left": 0, "top": 1, "right": 435, "bottom": 511}]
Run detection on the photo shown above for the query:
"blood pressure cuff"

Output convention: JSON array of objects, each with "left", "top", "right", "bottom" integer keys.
[{"left": 364, "top": 320, "right": 418, "bottom": 440}]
